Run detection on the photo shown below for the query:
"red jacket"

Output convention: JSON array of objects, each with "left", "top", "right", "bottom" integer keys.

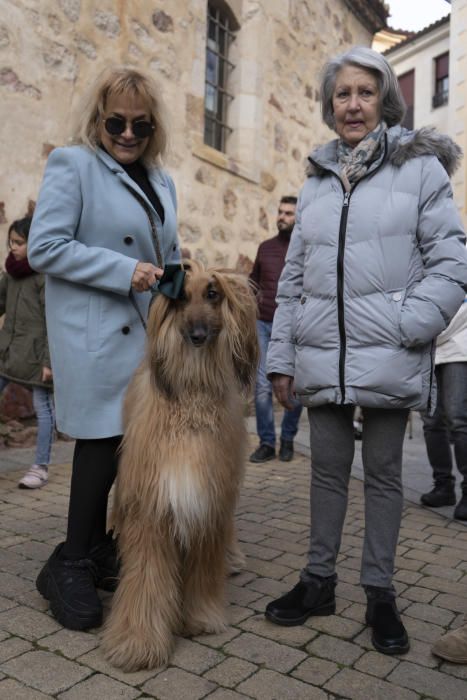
[{"left": 249, "top": 232, "right": 291, "bottom": 322}]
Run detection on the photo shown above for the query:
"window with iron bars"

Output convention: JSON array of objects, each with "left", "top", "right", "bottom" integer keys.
[
  {"left": 433, "top": 52, "right": 449, "bottom": 109},
  {"left": 204, "top": 3, "right": 236, "bottom": 152}
]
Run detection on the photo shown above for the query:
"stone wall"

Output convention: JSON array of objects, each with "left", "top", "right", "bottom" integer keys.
[{"left": 0, "top": 0, "right": 373, "bottom": 269}]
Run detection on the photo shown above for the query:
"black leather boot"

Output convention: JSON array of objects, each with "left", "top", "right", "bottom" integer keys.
[
  {"left": 36, "top": 543, "right": 102, "bottom": 630},
  {"left": 265, "top": 574, "right": 337, "bottom": 626},
  {"left": 365, "top": 586, "right": 409, "bottom": 655},
  {"left": 89, "top": 531, "right": 120, "bottom": 591},
  {"left": 420, "top": 480, "right": 456, "bottom": 507},
  {"left": 454, "top": 491, "right": 467, "bottom": 520},
  {"left": 249, "top": 444, "right": 276, "bottom": 463},
  {"left": 279, "top": 439, "right": 294, "bottom": 462}
]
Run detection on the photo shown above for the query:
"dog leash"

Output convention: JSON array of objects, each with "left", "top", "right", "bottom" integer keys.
[{"left": 124, "top": 184, "right": 185, "bottom": 330}]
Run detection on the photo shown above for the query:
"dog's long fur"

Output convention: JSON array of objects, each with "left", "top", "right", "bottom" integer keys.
[{"left": 101, "top": 261, "right": 258, "bottom": 671}]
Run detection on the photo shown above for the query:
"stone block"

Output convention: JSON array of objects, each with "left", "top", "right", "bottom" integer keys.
[
  {"left": 307, "top": 614, "right": 364, "bottom": 640},
  {"left": 238, "top": 669, "right": 327, "bottom": 699},
  {"left": 0, "top": 636, "right": 32, "bottom": 663},
  {"left": 77, "top": 648, "right": 158, "bottom": 687},
  {"left": 325, "top": 668, "right": 418, "bottom": 700},
  {"left": 239, "top": 613, "right": 318, "bottom": 647},
  {"left": 169, "top": 638, "right": 224, "bottom": 674},
  {"left": 388, "top": 660, "right": 467, "bottom": 700},
  {"left": 59, "top": 673, "right": 140, "bottom": 699},
  {"left": 354, "top": 650, "right": 399, "bottom": 678},
  {"left": 142, "top": 667, "right": 216, "bottom": 699},
  {"left": 0, "top": 605, "right": 60, "bottom": 640},
  {"left": 0, "top": 678, "right": 51, "bottom": 699},
  {"left": 403, "top": 601, "right": 456, "bottom": 627},
  {"left": 39, "top": 628, "right": 99, "bottom": 659},
  {"left": 204, "top": 657, "right": 257, "bottom": 688},
  {"left": 0, "top": 650, "right": 91, "bottom": 695},
  {"left": 292, "top": 656, "right": 340, "bottom": 685},
  {"left": 224, "top": 632, "right": 306, "bottom": 672},
  {"left": 306, "top": 634, "right": 364, "bottom": 666}
]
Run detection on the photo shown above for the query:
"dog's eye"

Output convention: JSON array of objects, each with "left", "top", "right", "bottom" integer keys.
[{"left": 206, "top": 288, "right": 219, "bottom": 300}]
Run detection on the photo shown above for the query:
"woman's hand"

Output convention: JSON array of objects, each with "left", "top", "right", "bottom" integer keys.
[
  {"left": 131, "top": 262, "right": 163, "bottom": 292},
  {"left": 271, "top": 373, "right": 295, "bottom": 410},
  {"left": 41, "top": 367, "right": 53, "bottom": 383}
]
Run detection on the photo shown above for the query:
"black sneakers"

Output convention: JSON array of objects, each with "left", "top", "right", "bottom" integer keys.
[
  {"left": 420, "top": 481, "right": 456, "bottom": 508},
  {"left": 89, "top": 531, "right": 120, "bottom": 591},
  {"left": 365, "top": 587, "right": 409, "bottom": 655},
  {"left": 36, "top": 543, "right": 102, "bottom": 630},
  {"left": 265, "top": 575, "right": 337, "bottom": 626},
  {"left": 249, "top": 444, "right": 276, "bottom": 463},
  {"left": 279, "top": 440, "right": 294, "bottom": 462}
]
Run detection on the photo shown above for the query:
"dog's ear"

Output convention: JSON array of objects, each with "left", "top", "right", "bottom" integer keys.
[
  {"left": 147, "top": 293, "right": 172, "bottom": 337},
  {"left": 145, "top": 294, "right": 177, "bottom": 396},
  {"left": 212, "top": 272, "right": 259, "bottom": 391}
]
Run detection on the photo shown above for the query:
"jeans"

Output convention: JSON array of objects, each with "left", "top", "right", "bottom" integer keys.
[
  {"left": 302, "top": 404, "right": 408, "bottom": 588},
  {"left": 421, "top": 362, "right": 467, "bottom": 489},
  {"left": 254, "top": 319, "right": 303, "bottom": 447},
  {"left": 0, "top": 377, "right": 55, "bottom": 466}
]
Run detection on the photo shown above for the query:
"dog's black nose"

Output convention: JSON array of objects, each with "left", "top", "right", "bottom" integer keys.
[{"left": 189, "top": 325, "right": 208, "bottom": 346}]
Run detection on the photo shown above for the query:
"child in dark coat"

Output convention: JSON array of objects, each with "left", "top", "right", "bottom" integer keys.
[{"left": 0, "top": 216, "right": 55, "bottom": 488}]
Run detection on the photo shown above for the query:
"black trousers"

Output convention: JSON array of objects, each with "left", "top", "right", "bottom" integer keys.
[{"left": 62, "top": 436, "right": 121, "bottom": 559}]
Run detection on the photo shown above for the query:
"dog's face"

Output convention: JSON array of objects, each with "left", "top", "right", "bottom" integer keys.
[
  {"left": 146, "top": 261, "right": 259, "bottom": 396},
  {"left": 176, "top": 273, "right": 224, "bottom": 348}
]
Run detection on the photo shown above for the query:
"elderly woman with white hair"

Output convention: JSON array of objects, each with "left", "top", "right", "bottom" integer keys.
[{"left": 265, "top": 46, "right": 467, "bottom": 655}]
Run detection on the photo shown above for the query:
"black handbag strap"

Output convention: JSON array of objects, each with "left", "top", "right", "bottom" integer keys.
[
  {"left": 124, "top": 185, "right": 186, "bottom": 330},
  {"left": 124, "top": 184, "right": 164, "bottom": 268}
]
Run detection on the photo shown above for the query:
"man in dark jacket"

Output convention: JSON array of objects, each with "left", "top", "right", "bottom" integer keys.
[{"left": 249, "top": 196, "right": 303, "bottom": 463}]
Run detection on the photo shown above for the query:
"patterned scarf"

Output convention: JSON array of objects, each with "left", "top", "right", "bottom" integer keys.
[
  {"left": 5, "top": 252, "right": 35, "bottom": 279},
  {"left": 337, "top": 121, "right": 387, "bottom": 192}
]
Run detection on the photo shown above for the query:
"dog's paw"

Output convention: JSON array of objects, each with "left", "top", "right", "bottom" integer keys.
[
  {"left": 226, "top": 545, "right": 246, "bottom": 576},
  {"left": 102, "top": 633, "right": 171, "bottom": 672},
  {"left": 184, "top": 609, "right": 228, "bottom": 637}
]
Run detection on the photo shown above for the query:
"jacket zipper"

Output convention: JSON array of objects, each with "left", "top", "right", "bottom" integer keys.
[
  {"left": 337, "top": 191, "right": 350, "bottom": 402},
  {"left": 308, "top": 136, "right": 389, "bottom": 404}
]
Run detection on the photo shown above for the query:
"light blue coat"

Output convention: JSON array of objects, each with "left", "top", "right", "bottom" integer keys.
[{"left": 28, "top": 145, "right": 180, "bottom": 438}]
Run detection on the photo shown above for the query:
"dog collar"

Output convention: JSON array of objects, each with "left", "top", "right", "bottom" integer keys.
[{"left": 152, "top": 264, "right": 186, "bottom": 300}]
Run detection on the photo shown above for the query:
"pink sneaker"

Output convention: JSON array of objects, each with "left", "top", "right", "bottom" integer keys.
[{"left": 18, "top": 465, "right": 48, "bottom": 489}]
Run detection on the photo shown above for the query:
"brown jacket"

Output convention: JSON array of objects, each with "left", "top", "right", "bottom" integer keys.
[{"left": 249, "top": 232, "right": 291, "bottom": 322}]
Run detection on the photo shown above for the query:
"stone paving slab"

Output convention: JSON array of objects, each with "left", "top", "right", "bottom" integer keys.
[{"left": 0, "top": 434, "right": 466, "bottom": 698}]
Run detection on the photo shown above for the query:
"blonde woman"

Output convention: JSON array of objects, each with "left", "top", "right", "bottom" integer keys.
[{"left": 28, "top": 66, "right": 180, "bottom": 630}]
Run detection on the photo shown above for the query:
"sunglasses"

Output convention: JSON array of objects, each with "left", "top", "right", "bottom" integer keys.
[{"left": 103, "top": 116, "right": 155, "bottom": 139}]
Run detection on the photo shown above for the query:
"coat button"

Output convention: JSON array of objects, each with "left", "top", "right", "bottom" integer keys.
[
  {"left": 392, "top": 292, "right": 402, "bottom": 302},
  {"left": 300, "top": 296, "right": 306, "bottom": 305},
  {"left": 124, "top": 236, "right": 134, "bottom": 245},
  {"left": 122, "top": 326, "right": 130, "bottom": 335}
]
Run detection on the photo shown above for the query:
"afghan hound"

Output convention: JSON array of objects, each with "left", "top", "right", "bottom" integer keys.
[{"left": 101, "top": 261, "right": 259, "bottom": 672}]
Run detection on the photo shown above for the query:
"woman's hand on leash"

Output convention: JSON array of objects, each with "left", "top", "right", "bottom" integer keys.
[
  {"left": 131, "top": 263, "right": 163, "bottom": 292},
  {"left": 271, "top": 374, "right": 295, "bottom": 410},
  {"left": 41, "top": 367, "right": 53, "bottom": 382}
]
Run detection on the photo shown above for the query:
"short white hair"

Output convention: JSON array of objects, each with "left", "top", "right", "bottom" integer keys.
[{"left": 320, "top": 46, "right": 406, "bottom": 130}]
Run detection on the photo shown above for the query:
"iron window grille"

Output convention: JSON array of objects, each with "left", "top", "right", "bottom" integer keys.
[
  {"left": 433, "top": 53, "right": 449, "bottom": 109},
  {"left": 204, "top": 3, "right": 236, "bottom": 152}
]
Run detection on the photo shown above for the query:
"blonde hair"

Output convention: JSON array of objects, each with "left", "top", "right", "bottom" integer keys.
[{"left": 71, "top": 65, "right": 168, "bottom": 166}]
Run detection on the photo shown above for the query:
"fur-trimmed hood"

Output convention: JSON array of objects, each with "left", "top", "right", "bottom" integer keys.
[{"left": 307, "top": 125, "right": 463, "bottom": 178}]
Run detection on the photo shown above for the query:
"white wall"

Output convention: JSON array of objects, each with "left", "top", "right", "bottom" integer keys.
[{"left": 385, "top": 22, "right": 450, "bottom": 132}]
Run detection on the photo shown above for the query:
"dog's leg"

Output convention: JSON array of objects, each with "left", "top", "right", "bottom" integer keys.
[
  {"left": 182, "top": 529, "right": 230, "bottom": 637},
  {"left": 101, "top": 520, "right": 181, "bottom": 672},
  {"left": 226, "top": 522, "right": 245, "bottom": 576}
]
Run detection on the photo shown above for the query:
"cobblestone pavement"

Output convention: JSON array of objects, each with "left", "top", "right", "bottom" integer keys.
[{"left": 0, "top": 431, "right": 467, "bottom": 699}]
